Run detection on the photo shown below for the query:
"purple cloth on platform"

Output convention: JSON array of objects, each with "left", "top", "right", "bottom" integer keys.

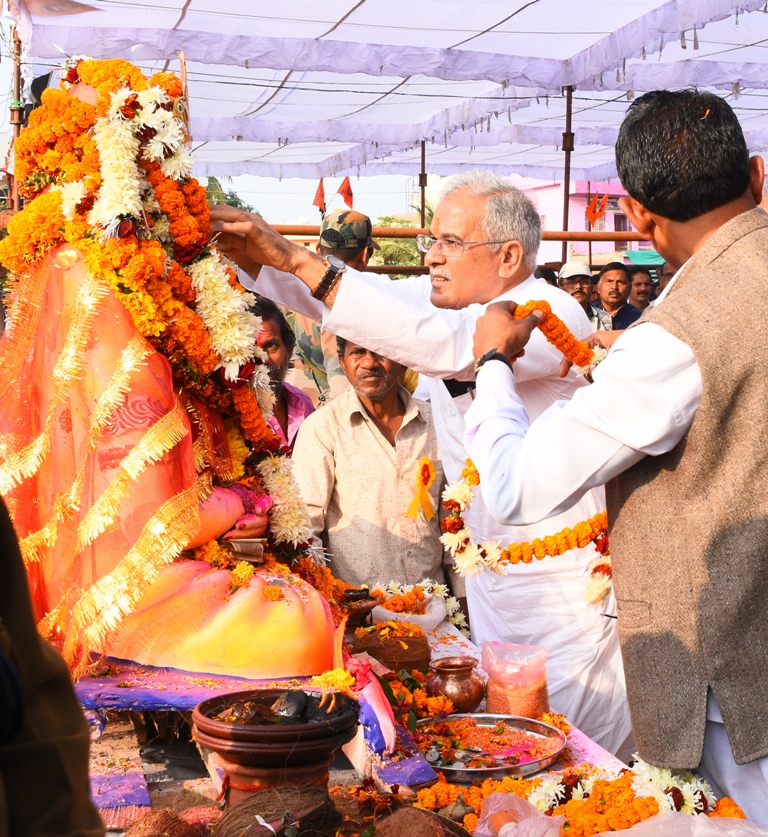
[
  {"left": 75, "top": 658, "right": 308, "bottom": 712},
  {"left": 89, "top": 771, "right": 151, "bottom": 808}
]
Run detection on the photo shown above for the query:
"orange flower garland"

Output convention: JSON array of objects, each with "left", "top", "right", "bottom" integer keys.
[
  {"left": 372, "top": 586, "right": 428, "bottom": 614},
  {"left": 416, "top": 767, "right": 745, "bottom": 835},
  {"left": 552, "top": 773, "right": 660, "bottom": 836},
  {"left": 440, "top": 459, "right": 608, "bottom": 576},
  {"left": 13, "top": 88, "right": 98, "bottom": 199},
  {"left": 513, "top": 299, "right": 595, "bottom": 368},
  {"left": 292, "top": 555, "right": 351, "bottom": 624},
  {"left": 75, "top": 59, "right": 149, "bottom": 112}
]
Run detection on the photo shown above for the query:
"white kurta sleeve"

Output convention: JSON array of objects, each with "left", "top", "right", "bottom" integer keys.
[
  {"left": 242, "top": 266, "right": 327, "bottom": 321},
  {"left": 325, "top": 271, "right": 481, "bottom": 379},
  {"left": 249, "top": 265, "right": 590, "bottom": 386},
  {"left": 463, "top": 323, "right": 703, "bottom": 526}
]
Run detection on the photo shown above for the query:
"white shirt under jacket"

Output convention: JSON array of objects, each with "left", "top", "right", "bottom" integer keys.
[
  {"left": 252, "top": 266, "right": 633, "bottom": 758},
  {"left": 462, "top": 276, "right": 768, "bottom": 815}
]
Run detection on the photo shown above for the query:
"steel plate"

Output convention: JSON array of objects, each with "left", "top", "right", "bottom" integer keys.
[{"left": 414, "top": 713, "right": 567, "bottom": 783}]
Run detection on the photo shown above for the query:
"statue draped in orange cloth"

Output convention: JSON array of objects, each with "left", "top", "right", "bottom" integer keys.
[{"left": 0, "top": 58, "right": 336, "bottom": 679}]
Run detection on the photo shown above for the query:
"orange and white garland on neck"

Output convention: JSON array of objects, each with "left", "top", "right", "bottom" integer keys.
[
  {"left": 439, "top": 303, "right": 613, "bottom": 602},
  {"left": 440, "top": 461, "right": 612, "bottom": 604}
]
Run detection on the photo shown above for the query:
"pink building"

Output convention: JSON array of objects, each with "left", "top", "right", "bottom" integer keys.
[{"left": 521, "top": 178, "right": 660, "bottom": 268}]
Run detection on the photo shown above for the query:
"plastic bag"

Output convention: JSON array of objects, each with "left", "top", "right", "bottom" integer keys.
[
  {"left": 474, "top": 792, "right": 565, "bottom": 837},
  {"left": 482, "top": 642, "right": 550, "bottom": 717},
  {"left": 372, "top": 593, "right": 447, "bottom": 631},
  {"left": 595, "top": 812, "right": 768, "bottom": 837}
]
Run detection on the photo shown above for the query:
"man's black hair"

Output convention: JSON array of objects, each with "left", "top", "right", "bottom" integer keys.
[
  {"left": 534, "top": 267, "right": 558, "bottom": 286},
  {"left": 629, "top": 266, "right": 655, "bottom": 282},
  {"left": 336, "top": 335, "right": 347, "bottom": 356},
  {"left": 615, "top": 89, "right": 751, "bottom": 222},
  {"left": 597, "top": 262, "right": 631, "bottom": 282},
  {"left": 319, "top": 244, "right": 366, "bottom": 262},
  {"left": 250, "top": 296, "right": 296, "bottom": 354}
]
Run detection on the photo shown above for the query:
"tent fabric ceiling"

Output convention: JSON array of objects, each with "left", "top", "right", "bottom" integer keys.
[{"left": 8, "top": 0, "right": 768, "bottom": 180}]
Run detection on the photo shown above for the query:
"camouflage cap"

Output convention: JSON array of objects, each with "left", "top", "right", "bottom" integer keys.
[{"left": 319, "top": 208, "right": 380, "bottom": 251}]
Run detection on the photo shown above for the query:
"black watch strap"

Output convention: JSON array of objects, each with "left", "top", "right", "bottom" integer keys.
[{"left": 474, "top": 348, "right": 513, "bottom": 374}]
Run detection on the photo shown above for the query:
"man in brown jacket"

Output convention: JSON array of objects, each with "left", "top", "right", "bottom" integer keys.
[{"left": 463, "top": 89, "right": 768, "bottom": 821}]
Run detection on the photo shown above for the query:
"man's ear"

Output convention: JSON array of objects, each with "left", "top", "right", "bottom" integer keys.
[
  {"left": 498, "top": 239, "right": 526, "bottom": 277},
  {"left": 749, "top": 155, "right": 765, "bottom": 206},
  {"left": 618, "top": 196, "right": 655, "bottom": 239}
]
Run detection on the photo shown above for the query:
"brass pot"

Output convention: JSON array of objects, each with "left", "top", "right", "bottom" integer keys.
[{"left": 425, "top": 655, "right": 485, "bottom": 714}]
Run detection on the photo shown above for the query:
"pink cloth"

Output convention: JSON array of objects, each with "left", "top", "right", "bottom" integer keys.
[{"left": 267, "top": 381, "right": 314, "bottom": 451}]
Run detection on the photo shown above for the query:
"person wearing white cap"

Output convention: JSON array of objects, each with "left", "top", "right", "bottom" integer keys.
[{"left": 557, "top": 262, "right": 612, "bottom": 332}]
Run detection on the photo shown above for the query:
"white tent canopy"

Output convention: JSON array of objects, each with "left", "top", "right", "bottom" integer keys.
[{"left": 8, "top": 0, "right": 768, "bottom": 180}]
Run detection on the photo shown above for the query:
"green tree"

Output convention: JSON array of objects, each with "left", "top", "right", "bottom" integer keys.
[
  {"left": 205, "top": 176, "right": 258, "bottom": 214},
  {"left": 368, "top": 201, "right": 434, "bottom": 278}
]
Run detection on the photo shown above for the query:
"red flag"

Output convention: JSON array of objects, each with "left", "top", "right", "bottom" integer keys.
[
  {"left": 337, "top": 176, "right": 353, "bottom": 209},
  {"left": 312, "top": 178, "right": 326, "bottom": 215},
  {"left": 594, "top": 193, "right": 609, "bottom": 221},
  {"left": 585, "top": 193, "right": 599, "bottom": 226}
]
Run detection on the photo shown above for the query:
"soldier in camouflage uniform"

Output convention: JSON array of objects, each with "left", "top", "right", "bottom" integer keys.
[{"left": 283, "top": 208, "right": 379, "bottom": 406}]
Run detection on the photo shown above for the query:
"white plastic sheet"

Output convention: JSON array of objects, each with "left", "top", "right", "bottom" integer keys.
[{"left": 8, "top": 1, "right": 768, "bottom": 178}]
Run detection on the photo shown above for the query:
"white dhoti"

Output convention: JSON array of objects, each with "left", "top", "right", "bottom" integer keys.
[{"left": 464, "top": 484, "right": 634, "bottom": 762}]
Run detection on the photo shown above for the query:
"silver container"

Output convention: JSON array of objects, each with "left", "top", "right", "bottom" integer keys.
[{"left": 415, "top": 713, "right": 567, "bottom": 783}]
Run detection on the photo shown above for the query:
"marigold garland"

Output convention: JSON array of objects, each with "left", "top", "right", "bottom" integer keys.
[
  {"left": 372, "top": 586, "right": 427, "bottom": 614},
  {"left": 369, "top": 578, "right": 469, "bottom": 634},
  {"left": 292, "top": 555, "right": 351, "bottom": 625},
  {"left": 0, "top": 57, "right": 346, "bottom": 641},
  {"left": 440, "top": 459, "right": 608, "bottom": 579},
  {"left": 513, "top": 299, "right": 595, "bottom": 369},
  {"left": 415, "top": 759, "right": 745, "bottom": 835}
]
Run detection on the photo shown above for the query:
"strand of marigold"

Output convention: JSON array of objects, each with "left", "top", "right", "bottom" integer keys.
[
  {"left": 230, "top": 385, "right": 278, "bottom": 452},
  {"left": 440, "top": 459, "right": 607, "bottom": 573},
  {"left": 513, "top": 300, "right": 594, "bottom": 368},
  {"left": 500, "top": 512, "right": 608, "bottom": 565}
]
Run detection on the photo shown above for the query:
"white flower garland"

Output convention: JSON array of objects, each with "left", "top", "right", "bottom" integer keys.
[
  {"left": 256, "top": 455, "right": 312, "bottom": 547},
  {"left": 252, "top": 365, "right": 275, "bottom": 419},
  {"left": 53, "top": 180, "right": 88, "bottom": 221},
  {"left": 88, "top": 108, "right": 143, "bottom": 231},
  {"left": 514, "top": 756, "right": 718, "bottom": 815},
  {"left": 186, "top": 254, "right": 260, "bottom": 380},
  {"left": 630, "top": 756, "right": 716, "bottom": 814}
]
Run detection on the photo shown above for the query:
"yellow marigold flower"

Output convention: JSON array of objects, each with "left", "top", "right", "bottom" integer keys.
[
  {"left": 230, "top": 561, "right": 255, "bottom": 590},
  {"left": 310, "top": 668, "right": 356, "bottom": 696}
]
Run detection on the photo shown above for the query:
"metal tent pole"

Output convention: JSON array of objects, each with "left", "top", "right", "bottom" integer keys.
[
  {"left": 561, "top": 85, "right": 574, "bottom": 264},
  {"left": 9, "top": 26, "right": 24, "bottom": 212},
  {"left": 419, "top": 140, "right": 427, "bottom": 264},
  {"left": 587, "top": 180, "right": 592, "bottom": 267}
]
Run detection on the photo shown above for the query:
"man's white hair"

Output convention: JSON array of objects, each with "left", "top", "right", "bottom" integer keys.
[{"left": 440, "top": 170, "right": 541, "bottom": 271}]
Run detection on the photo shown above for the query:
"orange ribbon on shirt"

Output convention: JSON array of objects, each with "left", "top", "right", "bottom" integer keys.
[{"left": 406, "top": 457, "right": 436, "bottom": 521}]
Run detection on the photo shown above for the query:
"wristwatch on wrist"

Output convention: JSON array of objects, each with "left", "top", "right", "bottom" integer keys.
[
  {"left": 474, "top": 348, "right": 514, "bottom": 374},
  {"left": 310, "top": 255, "right": 347, "bottom": 302}
]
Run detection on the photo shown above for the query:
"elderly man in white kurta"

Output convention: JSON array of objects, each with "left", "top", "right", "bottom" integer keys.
[{"left": 210, "top": 171, "right": 633, "bottom": 760}]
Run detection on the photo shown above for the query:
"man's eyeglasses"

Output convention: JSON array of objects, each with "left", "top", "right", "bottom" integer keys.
[
  {"left": 560, "top": 277, "right": 592, "bottom": 289},
  {"left": 415, "top": 234, "right": 510, "bottom": 257}
]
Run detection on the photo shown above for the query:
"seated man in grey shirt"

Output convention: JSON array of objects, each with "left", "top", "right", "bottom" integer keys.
[{"left": 291, "top": 336, "right": 455, "bottom": 592}]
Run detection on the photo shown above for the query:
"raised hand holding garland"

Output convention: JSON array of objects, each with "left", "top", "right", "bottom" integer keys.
[{"left": 442, "top": 302, "right": 611, "bottom": 600}]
